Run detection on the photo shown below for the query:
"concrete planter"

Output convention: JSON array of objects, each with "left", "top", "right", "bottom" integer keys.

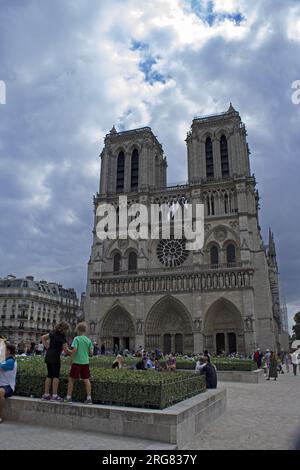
[
  {"left": 4, "top": 389, "right": 226, "bottom": 448},
  {"left": 217, "top": 369, "right": 264, "bottom": 383}
]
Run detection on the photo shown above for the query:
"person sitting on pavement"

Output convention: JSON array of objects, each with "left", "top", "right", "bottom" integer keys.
[
  {"left": 198, "top": 355, "right": 217, "bottom": 389},
  {"left": 0, "top": 343, "right": 17, "bottom": 424}
]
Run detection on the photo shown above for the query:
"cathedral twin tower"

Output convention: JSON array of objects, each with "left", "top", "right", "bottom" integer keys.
[{"left": 85, "top": 104, "right": 288, "bottom": 355}]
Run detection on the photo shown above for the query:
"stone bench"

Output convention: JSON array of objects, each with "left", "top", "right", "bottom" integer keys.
[{"left": 4, "top": 389, "right": 226, "bottom": 448}]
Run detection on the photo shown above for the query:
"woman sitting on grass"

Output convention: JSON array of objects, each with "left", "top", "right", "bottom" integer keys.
[{"left": 112, "top": 354, "right": 126, "bottom": 369}]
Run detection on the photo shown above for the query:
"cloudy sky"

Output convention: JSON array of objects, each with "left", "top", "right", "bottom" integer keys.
[{"left": 0, "top": 0, "right": 299, "bottom": 331}]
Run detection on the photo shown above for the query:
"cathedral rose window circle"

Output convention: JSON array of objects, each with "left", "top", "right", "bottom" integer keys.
[{"left": 157, "top": 239, "right": 189, "bottom": 267}]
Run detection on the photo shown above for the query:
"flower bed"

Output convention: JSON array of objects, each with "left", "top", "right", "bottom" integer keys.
[{"left": 15, "top": 357, "right": 206, "bottom": 409}]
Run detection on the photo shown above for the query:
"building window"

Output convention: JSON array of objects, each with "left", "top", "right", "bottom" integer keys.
[
  {"left": 113, "top": 253, "right": 121, "bottom": 274},
  {"left": 211, "top": 195, "right": 215, "bottom": 215},
  {"left": 210, "top": 245, "right": 219, "bottom": 266},
  {"left": 220, "top": 135, "right": 229, "bottom": 177},
  {"left": 128, "top": 252, "right": 137, "bottom": 273},
  {"left": 205, "top": 137, "right": 214, "bottom": 179},
  {"left": 224, "top": 193, "right": 228, "bottom": 213},
  {"left": 116, "top": 151, "right": 125, "bottom": 193},
  {"left": 227, "top": 244, "right": 236, "bottom": 265},
  {"left": 207, "top": 194, "right": 215, "bottom": 216},
  {"left": 131, "top": 149, "right": 139, "bottom": 191}
]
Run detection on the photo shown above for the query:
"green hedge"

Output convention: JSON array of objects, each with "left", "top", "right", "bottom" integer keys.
[
  {"left": 15, "top": 357, "right": 206, "bottom": 409},
  {"left": 88, "top": 356, "right": 257, "bottom": 371}
]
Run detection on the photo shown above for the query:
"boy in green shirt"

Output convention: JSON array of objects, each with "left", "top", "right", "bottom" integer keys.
[{"left": 65, "top": 322, "right": 93, "bottom": 404}]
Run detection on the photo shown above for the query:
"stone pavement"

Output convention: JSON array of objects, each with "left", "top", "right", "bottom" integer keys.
[
  {"left": 1, "top": 372, "right": 300, "bottom": 450},
  {"left": 0, "top": 421, "right": 175, "bottom": 450},
  {"left": 184, "top": 371, "right": 300, "bottom": 450}
]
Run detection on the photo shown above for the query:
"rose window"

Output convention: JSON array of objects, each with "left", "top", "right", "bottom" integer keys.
[{"left": 156, "top": 239, "right": 189, "bottom": 267}]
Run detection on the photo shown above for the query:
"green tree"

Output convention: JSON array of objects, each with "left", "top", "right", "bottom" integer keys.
[{"left": 292, "top": 311, "right": 300, "bottom": 340}]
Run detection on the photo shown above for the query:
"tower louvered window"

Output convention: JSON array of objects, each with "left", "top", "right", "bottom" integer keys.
[
  {"left": 205, "top": 137, "right": 214, "bottom": 179},
  {"left": 220, "top": 135, "right": 229, "bottom": 177},
  {"left": 116, "top": 151, "right": 125, "bottom": 193},
  {"left": 131, "top": 149, "right": 139, "bottom": 191}
]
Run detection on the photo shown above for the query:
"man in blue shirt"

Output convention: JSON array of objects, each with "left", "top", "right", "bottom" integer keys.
[{"left": 0, "top": 343, "right": 17, "bottom": 423}]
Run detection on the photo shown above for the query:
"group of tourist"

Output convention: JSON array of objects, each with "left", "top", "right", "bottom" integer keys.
[
  {"left": 16, "top": 341, "right": 44, "bottom": 356},
  {"left": 111, "top": 351, "right": 177, "bottom": 371},
  {"left": 252, "top": 347, "right": 300, "bottom": 380}
]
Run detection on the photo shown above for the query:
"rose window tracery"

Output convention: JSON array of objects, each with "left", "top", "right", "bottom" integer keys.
[{"left": 156, "top": 239, "right": 189, "bottom": 267}]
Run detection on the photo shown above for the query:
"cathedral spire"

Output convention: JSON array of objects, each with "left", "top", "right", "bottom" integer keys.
[{"left": 268, "top": 228, "right": 278, "bottom": 269}]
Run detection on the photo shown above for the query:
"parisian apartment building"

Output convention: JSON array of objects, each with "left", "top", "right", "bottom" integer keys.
[{"left": 0, "top": 275, "right": 83, "bottom": 347}]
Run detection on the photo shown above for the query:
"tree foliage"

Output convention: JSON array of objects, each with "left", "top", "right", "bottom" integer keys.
[{"left": 292, "top": 311, "right": 300, "bottom": 340}]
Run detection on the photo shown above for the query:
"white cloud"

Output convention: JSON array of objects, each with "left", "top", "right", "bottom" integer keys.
[{"left": 287, "top": 6, "right": 300, "bottom": 42}]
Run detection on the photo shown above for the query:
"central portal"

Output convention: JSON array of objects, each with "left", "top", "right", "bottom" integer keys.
[{"left": 145, "top": 296, "right": 193, "bottom": 354}]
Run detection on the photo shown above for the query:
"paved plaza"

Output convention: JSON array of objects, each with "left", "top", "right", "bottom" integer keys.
[
  {"left": 1, "top": 372, "right": 300, "bottom": 450},
  {"left": 186, "top": 372, "right": 300, "bottom": 450}
]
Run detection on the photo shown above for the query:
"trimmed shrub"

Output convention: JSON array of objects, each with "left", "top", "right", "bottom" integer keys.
[
  {"left": 14, "top": 357, "right": 206, "bottom": 409},
  {"left": 89, "top": 356, "right": 257, "bottom": 371}
]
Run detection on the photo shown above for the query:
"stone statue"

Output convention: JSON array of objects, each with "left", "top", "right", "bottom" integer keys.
[
  {"left": 136, "top": 320, "right": 143, "bottom": 335},
  {"left": 245, "top": 316, "right": 253, "bottom": 332}
]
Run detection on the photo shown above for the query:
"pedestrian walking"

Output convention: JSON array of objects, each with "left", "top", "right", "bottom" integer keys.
[
  {"left": 253, "top": 348, "right": 263, "bottom": 369},
  {"left": 283, "top": 352, "right": 291, "bottom": 373},
  {"left": 291, "top": 348, "right": 300, "bottom": 376},
  {"left": 267, "top": 351, "right": 278, "bottom": 381}
]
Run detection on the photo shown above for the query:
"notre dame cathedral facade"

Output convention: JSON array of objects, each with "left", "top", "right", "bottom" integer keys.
[{"left": 85, "top": 104, "right": 289, "bottom": 355}]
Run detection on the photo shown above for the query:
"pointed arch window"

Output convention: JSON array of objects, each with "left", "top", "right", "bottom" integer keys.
[
  {"left": 211, "top": 195, "right": 215, "bottom": 215},
  {"left": 220, "top": 135, "right": 229, "bottom": 178},
  {"left": 205, "top": 137, "right": 214, "bottom": 179},
  {"left": 128, "top": 252, "right": 137, "bottom": 273},
  {"left": 227, "top": 244, "right": 236, "bottom": 266},
  {"left": 116, "top": 151, "right": 125, "bottom": 193},
  {"left": 131, "top": 149, "right": 139, "bottom": 191},
  {"left": 224, "top": 193, "right": 229, "bottom": 213},
  {"left": 113, "top": 253, "right": 121, "bottom": 274},
  {"left": 207, "top": 197, "right": 210, "bottom": 216},
  {"left": 210, "top": 245, "right": 219, "bottom": 267}
]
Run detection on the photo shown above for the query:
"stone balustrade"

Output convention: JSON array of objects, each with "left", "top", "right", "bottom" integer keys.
[{"left": 90, "top": 266, "right": 254, "bottom": 297}]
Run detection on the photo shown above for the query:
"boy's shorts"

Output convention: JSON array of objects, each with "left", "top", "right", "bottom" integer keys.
[
  {"left": 70, "top": 364, "right": 90, "bottom": 379},
  {"left": 1, "top": 385, "right": 14, "bottom": 398}
]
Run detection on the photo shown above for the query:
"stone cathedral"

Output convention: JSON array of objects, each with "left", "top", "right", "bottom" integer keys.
[{"left": 85, "top": 104, "right": 289, "bottom": 355}]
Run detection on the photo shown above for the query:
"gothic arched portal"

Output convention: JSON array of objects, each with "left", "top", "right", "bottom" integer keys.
[
  {"left": 203, "top": 298, "right": 245, "bottom": 354},
  {"left": 145, "top": 296, "right": 194, "bottom": 354},
  {"left": 100, "top": 305, "right": 135, "bottom": 352}
]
